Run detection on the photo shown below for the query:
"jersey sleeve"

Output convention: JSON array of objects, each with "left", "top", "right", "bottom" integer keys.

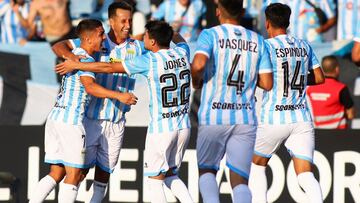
[
  {"left": 258, "top": 38, "right": 272, "bottom": 73},
  {"left": 78, "top": 57, "right": 96, "bottom": 79},
  {"left": 308, "top": 45, "right": 320, "bottom": 70},
  {"left": 151, "top": 1, "right": 166, "bottom": 20},
  {"left": 122, "top": 53, "right": 151, "bottom": 77},
  {"left": 194, "top": 29, "right": 213, "bottom": 58},
  {"left": 137, "top": 40, "right": 149, "bottom": 55},
  {"left": 69, "top": 38, "right": 81, "bottom": 49},
  {"left": 175, "top": 42, "right": 190, "bottom": 60}
]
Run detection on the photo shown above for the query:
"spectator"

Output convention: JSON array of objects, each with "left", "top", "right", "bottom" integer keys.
[
  {"left": 24, "top": 0, "right": 75, "bottom": 46},
  {"left": 0, "top": 0, "right": 30, "bottom": 45},
  {"left": 337, "top": 0, "right": 360, "bottom": 41},
  {"left": 289, "top": 0, "right": 336, "bottom": 43},
  {"left": 307, "top": 55, "right": 355, "bottom": 129},
  {"left": 151, "top": 0, "right": 206, "bottom": 42}
]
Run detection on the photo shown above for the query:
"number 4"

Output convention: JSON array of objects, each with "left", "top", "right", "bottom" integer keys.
[{"left": 227, "top": 54, "right": 245, "bottom": 94}]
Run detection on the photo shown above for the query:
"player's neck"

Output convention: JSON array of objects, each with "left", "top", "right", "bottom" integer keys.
[
  {"left": 80, "top": 44, "right": 94, "bottom": 56},
  {"left": 220, "top": 18, "right": 240, "bottom": 26},
  {"left": 108, "top": 30, "right": 127, "bottom": 45},
  {"left": 269, "top": 29, "right": 287, "bottom": 38},
  {"left": 152, "top": 45, "right": 169, "bottom": 52}
]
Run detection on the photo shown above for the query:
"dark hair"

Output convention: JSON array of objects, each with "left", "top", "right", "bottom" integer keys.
[
  {"left": 265, "top": 3, "right": 291, "bottom": 29},
  {"left": 321, "top": 55, "right": 339, "bottom": 73},
  {"left": 76, "top": 19, "right": 103, "bottom": 38},
  {"left": 108, "top": 1, "right": 133, "bottom": 19},
  {"left": 145, "top": 20, "right": 173, "bottom": 47},
  {"left": 218, "top": 0, "right": 244, "bottom": 20}
]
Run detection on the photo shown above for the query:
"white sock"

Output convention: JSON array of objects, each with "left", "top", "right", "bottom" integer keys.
[
  {"left": 164, "top": 175, "right": 193, "bottom": 203},
  {"left": 87, "top": 181, "right": 108, "bottom": 203},
  {"left": 199, "top": 173, "right": 219, "bottom": 203},
  {"left": 232, "top": 184, "right": 252, "bottom": 203},
  {"left": 248, "top": 163, "right": 267, "bottom": 203},
  {"left": 147, "top": 178, "right": 167, "bottom": 203},
  {"left": 58, "top": 183, "right": 78, "bottom": 203},
  {"left": 29, "top": 175, "right": 57, "bottom": 203},
  {"left": 297, "top": 172, "right": 323, "bottom": 203}
]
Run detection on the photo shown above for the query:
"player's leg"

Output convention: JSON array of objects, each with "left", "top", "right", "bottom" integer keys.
[
  {"left": 197, "top": 125, "right": 229, "bottom": 203},
  {"left": 164, "top": 128, "right": 193, "bottom": 203},
  {"left": 248, "top": 124, "right": 287, "bottom": 203},
  {"left": 226, "top": 124, "right": 256, "bottom": 203},
  {"left": 87, "top": 119, "right": 125, "bottom": 203},
  {"left": 29, "top": 120, "right": 66, "bottom": 203},
  {"left": 286, "top": 122, "right": 322, "bottom": 203},
  {"left": 58, "top": 166, "right": 83, "bottom": 203},
  {"left": 29, "top": 164, "right": 65, "bottom": 203}
]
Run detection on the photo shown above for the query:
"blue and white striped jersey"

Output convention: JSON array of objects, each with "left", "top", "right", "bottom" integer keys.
[
  {"left": 337, "top": 0, "right": 360, "bottom": 40},
  {"left": 195, "top": 24, "right": 272, "bottom": 126},
  {"left": 70, "top": 34, "right": 146, "bottom": 123},
  {"left": 151, "top": 0, "right": 206, "bottom": 42},
  {"left": 48, "top": 48, "right": 95, "bottom": 125},
  {"left": 260, "top": 35, "right": 320, "bottom": 125},
  {"left": 122, "top": 43, "right": 191, "bottom": 134},
  {"left": 289, "top": 0, "right": 335, "bottom": 42},
  {"left": 0, "top": 0, "right": 30, "bottom": 43}
]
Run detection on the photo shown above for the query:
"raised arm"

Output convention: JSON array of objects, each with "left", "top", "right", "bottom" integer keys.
[
  {"left": 80, "top": 76, "right": 137, "bottom": 105},
  {"left": 55, "top": 60, "right": 126, "bottom": 75},
  {"left": 307, "top": 67, "right": 325, "bottom": 85},
  {"left": 191, "top": 53, "right": 207, "bottom": 89},
  {"left": 52, "top": 40, "right": 80, "bottom": 61},
  {"left": 172, "top": 32, "right": 186, "bottom": 44}
]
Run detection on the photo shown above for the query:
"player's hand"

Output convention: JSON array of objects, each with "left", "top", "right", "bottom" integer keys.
[
  {"left": 117, "top": 93, "right": 138, "bottom": 105},
  {"left": 55, "top": 58, "right": 80, "bottom": 75}
]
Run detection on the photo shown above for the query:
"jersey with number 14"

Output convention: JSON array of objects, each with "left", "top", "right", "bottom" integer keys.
[
  {"left": 122, "top": 43, "right": 191, "bottom": 134},
  {"left": 195, "top": 24, "right": 272, "bottom": 126},
  {"left": 260, "top": 35, "right": 320, "bottom": 125}
]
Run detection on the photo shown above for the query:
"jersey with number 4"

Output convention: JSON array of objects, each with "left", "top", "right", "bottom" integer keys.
[
  {"left": 260, "top": 35, "right": 320, "bottom": 125},
  {"left": 122, "top": 43, "right": 191, "bottom": 134},
  {"left": 195, "top": 24, "right": 272, "bottom": 126}
]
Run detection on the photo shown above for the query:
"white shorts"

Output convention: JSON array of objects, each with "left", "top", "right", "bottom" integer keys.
[
  {"left": 84, "top": 117, "right": 125, "bottom": 173},
  {"left": 143, "top": 128, "right": 190, "bottom": 177},
  {"left": 254, "top": 122, "right": 315, "bottom": 163},
  {"left": 44, "top": 119, "right": 87, "bottom": 168},
  {"left": 197, "top": 124, "right": 256, "bottom": 179}
]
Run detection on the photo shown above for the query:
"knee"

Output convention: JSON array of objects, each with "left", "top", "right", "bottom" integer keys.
[{"left": 199, "top": 169, "right": 217, "bottom": 177}]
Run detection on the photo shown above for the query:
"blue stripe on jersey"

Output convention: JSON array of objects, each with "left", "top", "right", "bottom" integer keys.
[
  {"left": 267, "top": 41, "right": 278, "bottom": 125},
  {"left": 289, "top": 39, "right": 297, "bottom": 123},
  {"left": 74, "top": 84, "right": 84, "bottom": 125},
  {"left": 274, "top": 38, "right": 287, "bottom": 124},
  {"left": 242, "top": 29, "right": 252, "bottom": 124},
  {"left": 152, "top": 52, "right": 163, "bottom": 133},
  {"left": 217, "top": 26, "right": 230, "bottom": 125},
  {"left": 10, "top": 11, "right": 16, "bottom": 41},
  {"left": 64, "top": 75, "right": 76, "bottom": 123}
]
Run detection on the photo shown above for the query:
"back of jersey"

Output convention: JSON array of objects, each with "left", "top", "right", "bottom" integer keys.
[
  {"left": 195, "top": 24, "right": 271, "bottom": 126},
  {"left": 260, "top": 35, "right": 320, "bottom": 124}
]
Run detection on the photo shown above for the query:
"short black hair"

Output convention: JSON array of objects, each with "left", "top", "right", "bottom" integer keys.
[
  {"left": 76, "top": 19, "right": 103, "bottom": 38},
  {"left": 218, "top": 0, "right": 244, "bottom": 20},
  {"left": 322, "top": 55, "right": 339, "bottom": 73},
  {"left": 265, "top": 3, "right": 291, "bottom": 29},
  {"left": 108, "top": 1, "right": 133, "bottom": 19},
  {"left": 145, "top": 20, "right": 173, "bottom": 47}
]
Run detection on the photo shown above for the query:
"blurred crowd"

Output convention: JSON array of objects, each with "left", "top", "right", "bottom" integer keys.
[{"left": 0, "top": 0, "right": 359, "bottom": 45}]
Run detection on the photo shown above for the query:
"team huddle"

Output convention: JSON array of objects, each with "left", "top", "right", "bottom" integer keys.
[{"left": 29, "top": 0, "right": 326, "bottom": 203}]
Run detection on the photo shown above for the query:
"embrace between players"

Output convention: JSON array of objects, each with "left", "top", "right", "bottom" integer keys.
[{"left": 30, "top": 0, "right": 326, "bottom": 203}]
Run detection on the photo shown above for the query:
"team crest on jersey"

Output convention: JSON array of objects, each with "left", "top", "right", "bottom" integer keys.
[{"left": 286, "top": 37, "right": 295, "bottom": 45}]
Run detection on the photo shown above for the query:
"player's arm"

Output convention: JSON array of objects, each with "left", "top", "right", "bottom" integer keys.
[
  {"left": 339, "top": 86, "right": 355, "bottom": 120},
  {"left": 307, "top": 67, "right": 325, "bottom": 85},
  {"left": 257, "top": 73, "right": 273, "bottom": 91},
  {"left": 52, "top": 39, "right": 80, "bottom": 61},
  {"left": 316, "top": 16, "right": 336, "bottom": 34},
  {"left": 26, "top": 0, "right": 38, "bottom": 29},
  {"left": 191, "top": 53, "right": 207, "bottom": 89},
  {"left": 11, "top": 2, "right": 29, "bottom": 29},
  {"left": 80, "top": 76, "right": 137, "bottom": 105},
  {"left": 352, "top": 41, "right": 360, "bottom": 66},
  {"left": 172, "top": 32, "right": 186, "bottom": 44},
  {"left": 55, "top": 60, "right": 126, "bottom": 75}
]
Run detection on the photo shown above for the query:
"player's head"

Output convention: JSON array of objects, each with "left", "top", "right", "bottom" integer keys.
[
  {"left": 265, "top": 3, "right": 291, "bottom": 31},
  {"left": 76, "top": 19, "right": 105, "bottom": 53},
  {"left": 108, "top": 1, "right": 133, "bottom": 40},
  {"left": 144, "top": 20, "right": 173, "bottom": 51},
  {"left": 216, "top": 0, "right": 244, "bottom": 23},
  {"left": 178, "top": 0, "right": 190, "bottom": 6},
  {"left": 321, "top": 55, "right": 340, "bottom": 78}
]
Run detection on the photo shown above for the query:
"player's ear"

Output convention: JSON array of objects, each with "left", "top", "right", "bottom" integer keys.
[{"left": 151, "top": 39, "right": 156, "bottom": 47}]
